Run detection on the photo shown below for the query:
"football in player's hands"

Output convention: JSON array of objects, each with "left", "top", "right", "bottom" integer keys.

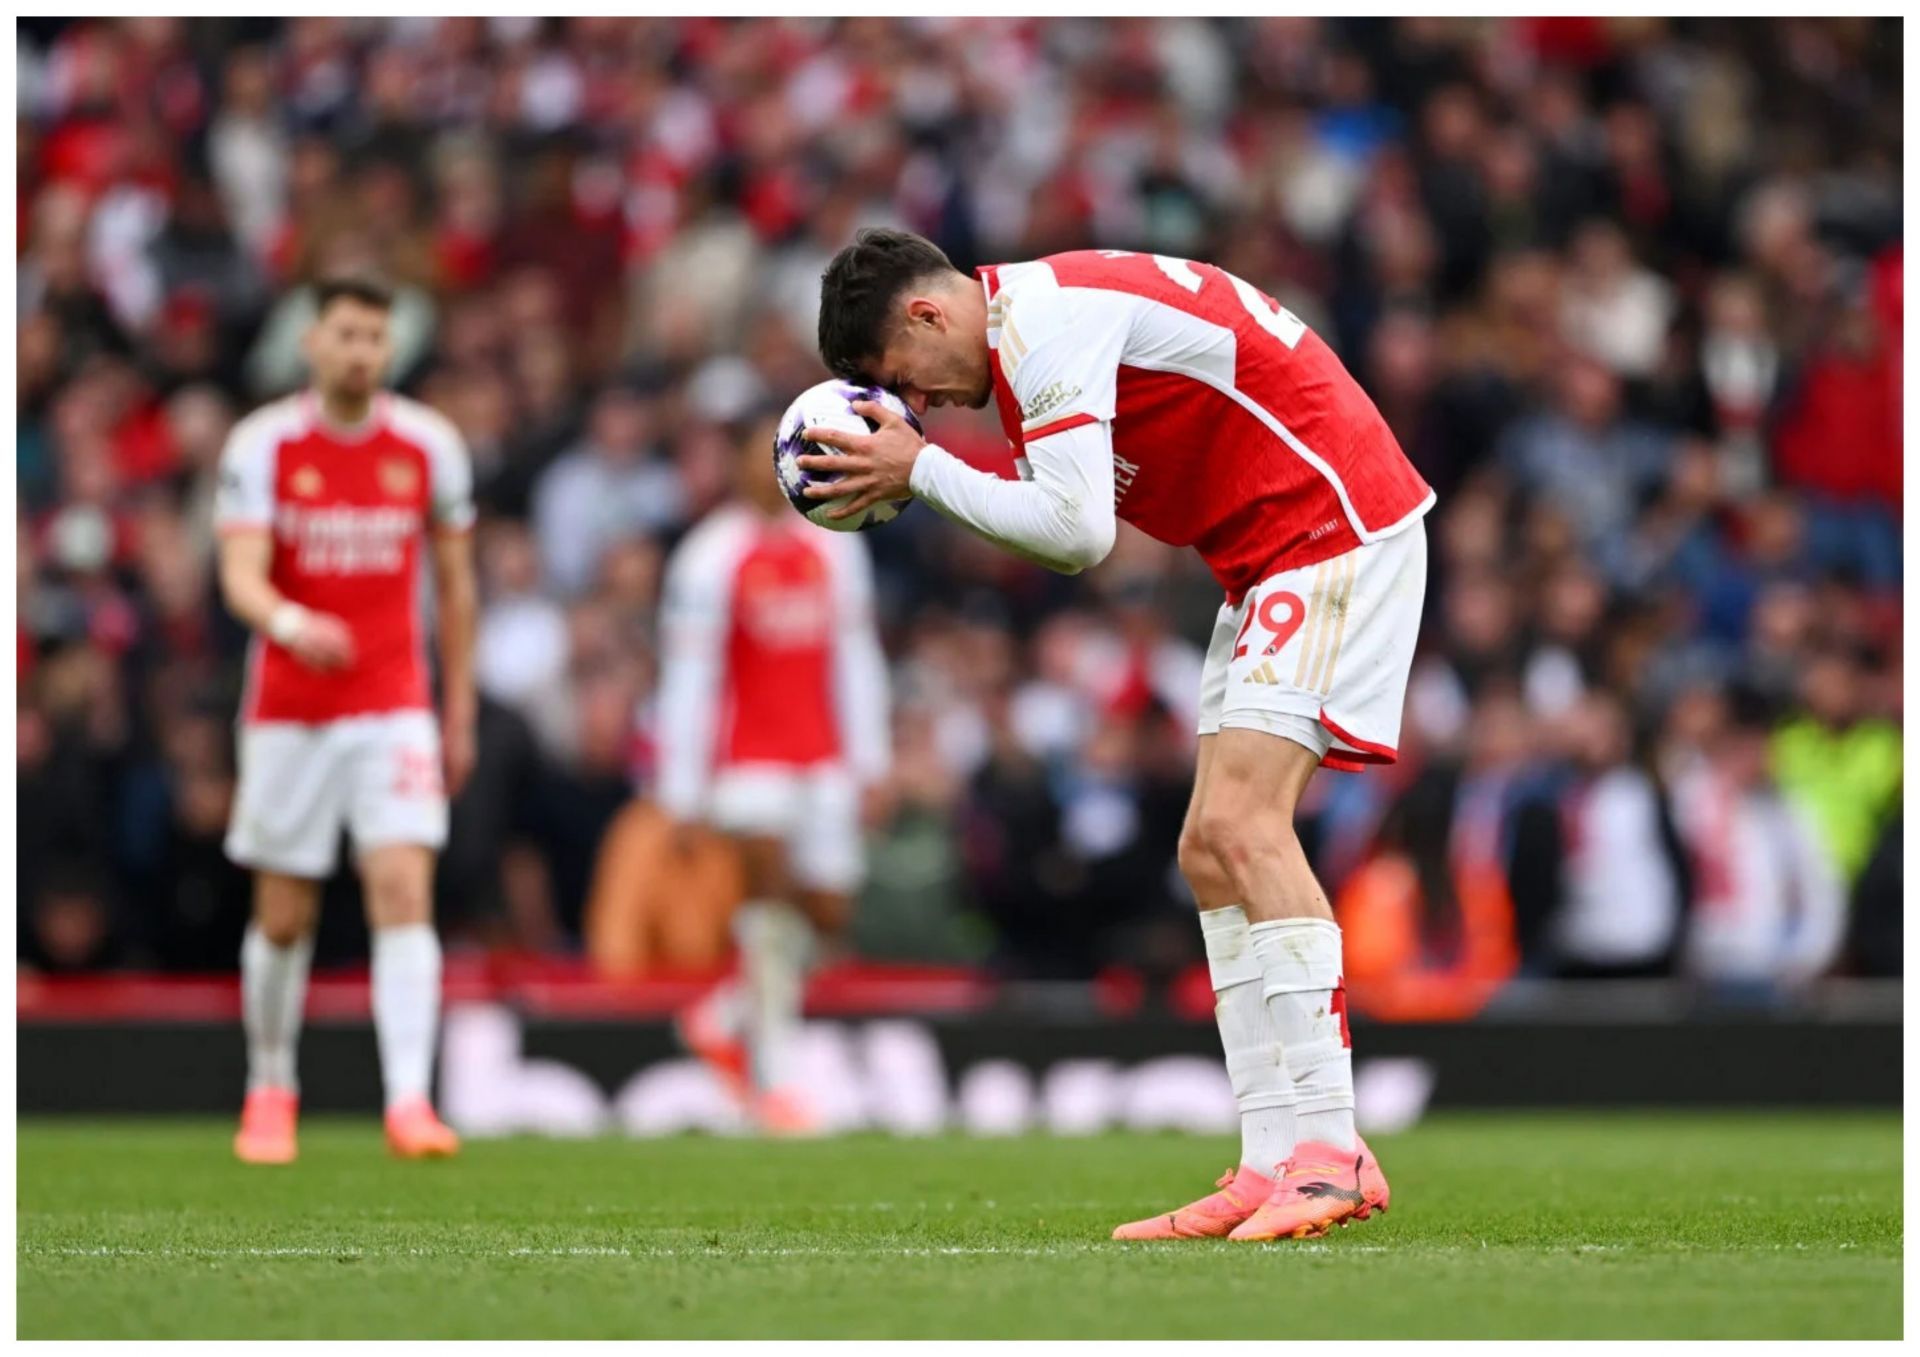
[{"left": 773, "top": 381, "right": 922, "bottom": 533}]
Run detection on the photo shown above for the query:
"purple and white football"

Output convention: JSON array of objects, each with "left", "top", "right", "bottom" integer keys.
[{"left": 772, "top": 380, "right": 922, "bottom": 532}]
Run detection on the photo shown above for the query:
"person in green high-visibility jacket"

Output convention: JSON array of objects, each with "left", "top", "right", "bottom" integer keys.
[{"left": 1771, "top": 652, "right": 1902, "bottom": 883}]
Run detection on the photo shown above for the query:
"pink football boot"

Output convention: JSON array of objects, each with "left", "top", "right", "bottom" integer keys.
[
  {"left": 1229, "top": 1137, "right": 1390, "bottom": 1241},
  {"left": 1112, "top": 1164, "right": 1280, "bottom": 1240},
  {"left": 233, "top": 1086, "right": 299, "bottom": 1165}
]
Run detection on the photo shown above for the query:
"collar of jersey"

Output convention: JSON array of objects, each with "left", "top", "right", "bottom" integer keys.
[{"left": 302, "top": 390, "right": 388, "bottom": 444}]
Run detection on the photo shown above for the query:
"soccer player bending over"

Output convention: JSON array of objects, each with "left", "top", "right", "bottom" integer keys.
[
  {"left": 805, "top": 230, "right": 1433, "bottom": 1240},
  {"left": 658, "top": 410, "right": 891, "bottom": 1135},
  {"left": 217, "top": 278, "right": 477, "bottom": 1163}
]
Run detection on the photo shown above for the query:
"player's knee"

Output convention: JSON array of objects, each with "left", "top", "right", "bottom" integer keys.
[
  {"left": 253, "top": 877, "right": 317, "bottom": 946},
  {"left": 361, "top": 852, "right": 434, "bottom": 927},
  {"left": 1191, "top": 804, "right": 1295, "bottom": 882},
  {"left": 255, "top": 907, "right": 311, "bottom": 949},
  {"left": 1176, "top": 825, "right": 1232, "bottom": 900}
]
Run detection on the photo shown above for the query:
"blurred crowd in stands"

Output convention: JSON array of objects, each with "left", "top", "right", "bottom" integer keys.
[{"left": 17, "top": 17, "right": 1902, "bottom": 1010}]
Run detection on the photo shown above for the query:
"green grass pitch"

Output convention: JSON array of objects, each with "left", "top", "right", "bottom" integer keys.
[{"left": 17, "top": 1112, "right": 1899, "bottom": 1339}]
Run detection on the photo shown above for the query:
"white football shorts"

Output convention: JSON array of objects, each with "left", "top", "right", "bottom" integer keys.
[
  {"left": 226, "top": 709, "right": 448, "bottom": 877},
  {"left": 707, "top": 762, "right": 863, "bottom": 894},
  {"left": 1197, "top": 520, "right": 1428, "bottom": 771}
]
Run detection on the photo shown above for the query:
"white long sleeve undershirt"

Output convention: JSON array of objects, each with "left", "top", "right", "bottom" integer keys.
[{"left": 906, "top": 421, "right": 1118, "bottom": 575}]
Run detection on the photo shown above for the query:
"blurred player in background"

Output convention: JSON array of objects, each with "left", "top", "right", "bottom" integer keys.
[
  {"left": 806, "top": 229, "right": 1432, "bottom": 1240},
  {"left": 658, "top": 411, "right": 891, "bottom": 1134},
  {"left": 216, "top": 279, "right": 477, "bottom": 1163}
]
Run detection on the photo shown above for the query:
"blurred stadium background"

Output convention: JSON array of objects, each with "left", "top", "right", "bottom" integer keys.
[{"left": 15, "top": 17, "right": 1901, "bottom": 1131}]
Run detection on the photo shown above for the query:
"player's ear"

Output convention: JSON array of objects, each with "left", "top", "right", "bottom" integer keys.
[{"left": 904, "top": 296, "right": 942, "bottom": 332}]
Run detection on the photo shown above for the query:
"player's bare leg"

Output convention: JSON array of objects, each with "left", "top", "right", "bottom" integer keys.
[
  {"left": 1114, "top": 734, "right": 1288, "bottom": 1237},
  {"left": 360, "top": 843, "right": 458, "bottom": 1158},
  {"left": 235, "top": 872, "right": 319, "bottom": 1164},
  {"left": 1177, "top": 728, "right": 1388, "bottom": 1241}
]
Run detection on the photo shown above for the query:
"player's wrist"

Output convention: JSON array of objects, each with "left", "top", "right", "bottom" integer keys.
[
  {"left": 266, "top": 602, "right": 311, "bottom": 647},
  {"left": 906, "top": 442, "right": 951, "bottom": 498}
]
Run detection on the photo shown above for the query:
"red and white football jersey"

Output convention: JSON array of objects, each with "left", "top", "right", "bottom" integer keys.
[
  {"left": 653, "top": 505, "right": 890, "bottom": 818},
  {"left": 214, "top": 392, "right": 475, "bottom": 724},
  {"left": 981, "top": 250, "right": 1434, "bottom": 601}
]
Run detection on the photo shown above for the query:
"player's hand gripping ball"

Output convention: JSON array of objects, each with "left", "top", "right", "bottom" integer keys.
[{"left": 773, "top": 381, "right": 922, "bottom": 532}]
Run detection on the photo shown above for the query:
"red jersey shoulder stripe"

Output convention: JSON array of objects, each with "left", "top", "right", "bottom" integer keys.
[{"left": 1022, "top": 411, "right": 1098, "bottom": 442}]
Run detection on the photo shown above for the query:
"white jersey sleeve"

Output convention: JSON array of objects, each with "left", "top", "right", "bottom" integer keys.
[
  {"left": 907, "top": 270, "right": 1124, "bottom": 574},
  {"left": 388, "top": 397, "right": 477, "bottom": 532},
  {"left": 826, "top": 536, "right": 890, "bottom": 785},
  {"left": 213, "top": 402, "right": 296, "bottom": 533},
  {"left": 652, "top": 518, "right": 740, "bottom": 819}
]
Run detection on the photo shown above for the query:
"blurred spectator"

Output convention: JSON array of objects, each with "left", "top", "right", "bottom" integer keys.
[
  {"left": 474, "top": 520, "right": 570, "bottom": 725},
  {"left": 1559, "top": 219, "right": 1674, "bottom": 380},
  {"left": 530, "top": 383, "right": 683, "bottom": 598},
  {"left": 1538, "top": 691, "right": 1689, "bottom": 979},
  {"left": 1673, "top": 686, "right": 1845, "bottom": 999},
  {"left": 1498, "top": 355, "right": 1672, "bottom": 552},
  {"left": 584, "top": 808, "right": 743, "bottom": 975},
  {"left": 1770, "top": 649, "right": 1903, "bottom": 884},
  {"left": 1846, "top": 814, "right": 1901, "bottom": 978}
]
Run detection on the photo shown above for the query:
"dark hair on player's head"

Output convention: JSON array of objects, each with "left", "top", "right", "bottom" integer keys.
[
  {"left": 817, "top": 228, "right": 959, "bottom": 381},
  {"left": 314, "top": 275, "right": 394, "bottom": 316}
]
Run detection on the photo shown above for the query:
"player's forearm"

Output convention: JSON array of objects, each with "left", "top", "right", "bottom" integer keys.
[
  {"left": 219, "top": 567, "right": 282, "bottom": 634},
  {"left": 434, "top": 570, "right": 478, "bottom": 721},
  {"left": 427, "top": 526, "right": 480, "bottom": 724},
  {"left": 908, "top": 430, "right": 1116, "bottom": 574},
  {"left": 218, "top": 540, "right": 303, "bottom": 642}
]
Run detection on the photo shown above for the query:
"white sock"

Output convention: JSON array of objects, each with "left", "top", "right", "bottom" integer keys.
[
  {"left": 1250, "top": 917, "right": 1356, "bottom": 1150},
  {"left": 734, "top": 901, "right": 815, "bottom": 1093},
  {"left": 699, "top": 977, "right": 748, "bottom": 1037},
  {"left": 1200, "top": 906, "right": 1295, "bottom": 1173},
  {"left": 371, "top": 923, "right": 443, "bottom": 1110},
  {"left": 241, "top": 925, "right": 313, "bottom": 1094}
]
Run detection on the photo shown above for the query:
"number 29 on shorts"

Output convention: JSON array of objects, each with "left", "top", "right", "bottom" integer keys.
[{"left": 1232, "top": 589, "right": 1306, "bottom": 660}]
